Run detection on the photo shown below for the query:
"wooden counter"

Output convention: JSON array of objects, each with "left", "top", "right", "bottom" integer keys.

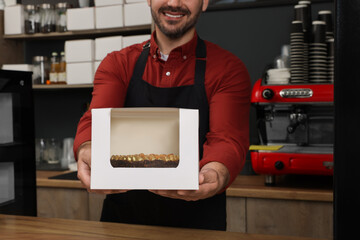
[
  {"left": 0, "top": 214, "right": 328, "bottom": 240},
  {"left": 228, "top": 174, "right": 333, "bottom": 202},
  {"left": 36, "top": 170, "right": 83, "bottom": 189},
  {"left": 36, "top": 171, "right": 333, "bottom": 202},
  {"left": 36, "top": 171, "right": 333, "bottom": 239}
]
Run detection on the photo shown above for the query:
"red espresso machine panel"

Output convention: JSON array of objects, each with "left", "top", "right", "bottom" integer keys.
[
  {"left": 251, "top": 78, "right": 334, "bottom": 103},
  {"left": 250, "top": 79, "right": 334, "bottom": 185}
]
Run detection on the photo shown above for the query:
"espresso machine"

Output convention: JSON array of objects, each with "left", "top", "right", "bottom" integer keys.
[{"left": 250, "top": 78, "right": 334, "bottom": 185}]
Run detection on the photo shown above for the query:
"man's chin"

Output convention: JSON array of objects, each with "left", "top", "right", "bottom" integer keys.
[
  {"left": 162, "top": 31, "right": 184, "bottom": 39},
  {"left": 158, "top": 26, "right": 186, "bottom": 39},
  {"left": 161, "top": 22, "right": 184, "bottom": 32},
  {"left": 155, "top": 17, "right": 196, "bottom": 39}
]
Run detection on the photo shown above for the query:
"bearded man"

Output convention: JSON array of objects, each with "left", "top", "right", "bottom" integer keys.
[{"left": 74, "top": 0, "right": 251, "bottom": 230}]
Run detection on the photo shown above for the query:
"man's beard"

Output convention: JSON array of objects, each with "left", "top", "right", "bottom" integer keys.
[{"left": 151, "top": 5, "right": 202, "bottom": 39}]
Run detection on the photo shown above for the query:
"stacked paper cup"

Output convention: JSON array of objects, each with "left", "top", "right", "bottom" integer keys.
[
  {"left": 290, "top": 20, "right": 306, "bottom": 83},
  {"left": 295, "top": 2, "right": 312, "bottom": 34},
  {"left": 289, "top": 1, "right": 334, "bottom": 84},
  {"left": 309, "top": 21, "right": 328, "bottom": 83},
  {"left": 327, "top": 38, "right": 334, "bottom": 83},
  {"left": 318, "top": 10, "right": 334, "bottom": 83},
  {"left": 318, "top": 10, "right": 334, "bottom": 40},
  {"left": 297, "top": 1, "right": 312, "bottom": 82},
  {"left": 293, "top": 3, "right": 312, "bottom": 83}
]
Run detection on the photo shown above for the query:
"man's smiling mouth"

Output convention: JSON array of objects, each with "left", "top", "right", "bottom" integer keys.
[
  {"left": 164, "top": 12, "right": 184, "bottom": 18},
  {"left": 159, "top": 6, "right": 190, "bottom": 20}
]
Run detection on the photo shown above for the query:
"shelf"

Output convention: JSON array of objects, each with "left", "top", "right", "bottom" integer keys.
[
  {"left": 3, "top": 25, "right": 152, "bottom": 40},
  {"left": 0, "top": 142, "right": 22, "bottom": 148},
  {"left": 32, "top": 84, "right": 93, "bottom": 89}
]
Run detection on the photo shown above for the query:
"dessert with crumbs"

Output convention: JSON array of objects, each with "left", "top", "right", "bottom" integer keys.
[{"left": 110, "top": 153, "right": 179, "bottom": 168}]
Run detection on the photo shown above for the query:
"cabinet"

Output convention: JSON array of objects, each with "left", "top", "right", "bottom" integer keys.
[
  {"left": 1, "top": 9, "right": 152, "bottom": 140},
  {"left": 226, "top": 175, "right": 333, "bottom": 239},
  {"left": 37, "top": 172, "right": 333, "bottom": 239},
  {"left": 227, "top": 197, "right": 332, "bottom": 239}
]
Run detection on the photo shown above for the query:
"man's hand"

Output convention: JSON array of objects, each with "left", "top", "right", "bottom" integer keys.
[
  {"left": 77, "top": 141, "right": 127, "bottom": 194},
  {"left": 150, "top": 161, "right": 230, "bottom": 201}
]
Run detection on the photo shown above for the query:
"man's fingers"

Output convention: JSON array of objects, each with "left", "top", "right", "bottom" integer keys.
[
  {"left": 76, "top": 142, "right": 127, "bottom": 195},
  {"left": 76, "top": 142, "right": 92, "bottom": 190},
  {"left": 77, "top": 163, "right": 91, "bottom": 189},
  {"left": 150, "top": 168, "right": 221, "bottom": 201},
  {"left": 199, "top": 172, "right": 205, "bottom": 185},
  {"left": 199, "top": 168, "right": 219, "bottom": 185}
]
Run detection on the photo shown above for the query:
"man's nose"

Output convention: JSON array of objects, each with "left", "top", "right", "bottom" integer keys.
[{"left": 167, "top": 0, "right": 182, "bottom": 8}]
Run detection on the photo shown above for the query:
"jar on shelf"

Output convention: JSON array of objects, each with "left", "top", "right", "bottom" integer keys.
[
  {"left": 32, "top": 56, "right": 49, "bottom": 85},
  {"left": 55, "top": 2, "right": 70, "bottom": 32},
  {"left": 39, "top": 3, "right": 56, "bottom": 33},
  {"left": 58, "top": 51, "right": 67, "bottom": 84},
  {"left": 49, "top": 52, "right": 60, "bottom": 84},
  {"left": 24, "top": 4, "right": 40, "bottom": 34}
]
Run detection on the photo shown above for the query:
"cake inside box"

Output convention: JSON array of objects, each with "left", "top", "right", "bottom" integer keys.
[
  {"left": 110, "top": 153, "right": 179, "bottom": 168},
  {"left": 110, "top": 109, "right": 180, "bottom": 168}
]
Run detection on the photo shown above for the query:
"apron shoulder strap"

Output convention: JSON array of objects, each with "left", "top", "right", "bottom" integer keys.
[
  {"left": 194, "top": 37, "right": 206, "bottom": 86},
  {"left": 194, "top": 36, "right": 209, "bottom": 158},
  {"left": 195, "top": 37, "right": 206, "bottom": 59},
  {"left": 132, "top": 41, "right": 151, "bottom": 80}
]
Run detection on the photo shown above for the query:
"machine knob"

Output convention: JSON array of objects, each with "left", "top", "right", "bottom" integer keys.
[
  {"left": 275, "top": 161, "right": 284, "bottom": 170},
  {"left": 287, "top": 124, "right": 296, "bottom": 134},
  {"left": 262, "top": 89, "right": 274, "bottom": 99}
]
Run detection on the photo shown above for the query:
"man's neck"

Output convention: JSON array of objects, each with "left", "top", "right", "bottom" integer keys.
[{"left": 155, "top": 27, "right": 195, "bottom": 55}]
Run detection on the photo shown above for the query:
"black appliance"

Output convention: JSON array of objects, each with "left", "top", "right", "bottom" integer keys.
[{"left": 0, "top": 70, "right": 37, "bottom": 216}]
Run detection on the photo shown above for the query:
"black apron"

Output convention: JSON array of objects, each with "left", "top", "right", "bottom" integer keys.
[{"left": 100, "top": 37, "right": 226, "bottom": 230}]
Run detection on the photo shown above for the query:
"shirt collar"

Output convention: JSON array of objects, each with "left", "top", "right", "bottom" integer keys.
[{"left": 149, "top": 30, "right": 198, "bottom": 61}]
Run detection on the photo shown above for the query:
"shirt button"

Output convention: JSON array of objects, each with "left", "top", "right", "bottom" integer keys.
[
  {"left": 153, "top": 55, "right": 156, "bottom": 58},
  {"left": 183, "top": 55, "right": 187, "bottom": 60},
  {"left": 166, "top": 72, "right": 171, "bottom": 76}
]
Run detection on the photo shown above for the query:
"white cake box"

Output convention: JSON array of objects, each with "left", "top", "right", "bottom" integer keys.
[
  {"left": 4, "top": 5, "right": 24, "bottom": 35},
  {"left": 122, "top": 34, "right": 150, "bottom": 48},
  {"left": 124, "top": 2, "right": 151, "bottom": 27},
  {"left": 65, "top": 39, "right": 95, "bottom": 63},
  {"left": 67, "top": 7, "right": 95, "bottom": 31},
  {"left": 95, "top": 36, "right": 123, "bottom": 61},
  {"left": 95, "top": 0, "right": 124, "bottom": 6},
  {"left": 91, "top": 108, "right": 199, "bottom": 190},
  {"left": 66, "top": 62, "right": 94, "bottom": 84},
  {"left": 95, "top": 5, "right": 124, "bottom": 29}
]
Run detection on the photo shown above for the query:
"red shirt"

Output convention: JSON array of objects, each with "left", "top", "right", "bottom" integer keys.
[{"left": 74, "top": 31, "right": 251, "bottom": 188}]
